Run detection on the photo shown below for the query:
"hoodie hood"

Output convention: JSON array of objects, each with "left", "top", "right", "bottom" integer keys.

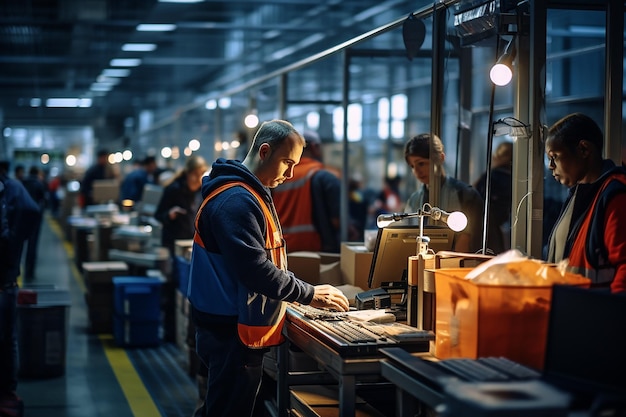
[{"left": 201, "top": 158, "right": 270, "bottom": 201}]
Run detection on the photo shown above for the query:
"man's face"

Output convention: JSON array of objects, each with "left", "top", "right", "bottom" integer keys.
[
  {"left": 257, "top": 133, "right": 303, "bottom": 188},
  {"left": 545, "top": 137, "right": 586, "bottom": 187},
  {"left": 406, "top": 155, "right": 430, "bottom": 185}
]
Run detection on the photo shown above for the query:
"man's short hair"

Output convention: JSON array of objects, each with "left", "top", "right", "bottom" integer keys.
[{"left": 250, "top": 119, "right": 303, "bottom": 153}]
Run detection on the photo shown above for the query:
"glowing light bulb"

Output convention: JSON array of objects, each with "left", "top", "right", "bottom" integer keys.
[
  {"left": 490, "top": 63, "right": 513, "bottom": 86},
  {"left": 446, "top": 211, "right": 468, "bottom": 232}
]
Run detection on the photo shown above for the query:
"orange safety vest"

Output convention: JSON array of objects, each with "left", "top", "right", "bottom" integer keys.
[
  {"left": 567, "top": 173, "right": 626, "bottom": 286},
  {"left": 193, "top": 181, "right": 287, "bottom": 348},
  {"left": 273, "top": 158, "right": 324, "bottom": 252}
]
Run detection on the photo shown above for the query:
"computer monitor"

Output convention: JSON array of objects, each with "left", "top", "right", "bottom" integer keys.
[
  {"left": 139, "top": 183, "right": 163, "bottom": 216},
  {"left": 368, "top": 224, "right": 454, "bottom": 289},
  {"left": 92, "top": 179, "right": 119, "bottom": 204}
]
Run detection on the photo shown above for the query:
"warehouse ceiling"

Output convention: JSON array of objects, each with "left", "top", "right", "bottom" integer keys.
[{"left": 0, "top": 0, "right": 433, "bottom": 136}]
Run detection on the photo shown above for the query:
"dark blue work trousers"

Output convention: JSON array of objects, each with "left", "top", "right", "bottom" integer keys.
[{"left": 193, "top": 321, "right": 267, "bottom": 417}]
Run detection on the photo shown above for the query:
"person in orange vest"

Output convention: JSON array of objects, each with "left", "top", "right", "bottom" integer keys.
[
  {"left": 272, "top": 130, "right": 342, "bottom": 253},
  {"left": 187, "top": 120, "right": 349, "bottom": 417},
  {"left": 545, "top": 112, "right": 626, "bottom": 293}
]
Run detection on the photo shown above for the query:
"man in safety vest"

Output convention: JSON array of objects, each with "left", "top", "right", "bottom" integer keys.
[
  {"left": 273, "top": 130, "right": 341, "bottom": 253},
  {"left": 187, "top": 120, "right": 349, "bottom": 417},
  {"left": 545, "top": 112, "right": 626, "bottom": 293}
]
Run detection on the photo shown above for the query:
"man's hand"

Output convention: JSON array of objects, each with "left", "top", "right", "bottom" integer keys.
[{"left": 309, "top": 284, "right": 349, "bottom": 312}]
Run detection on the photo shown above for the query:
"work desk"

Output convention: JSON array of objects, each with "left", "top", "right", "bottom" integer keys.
[
  {"left": 271, "top": 306, "right": 433, "bottom": 417},
  {"left": 276, "top": 319, "right": 384, "bottom": 417}
]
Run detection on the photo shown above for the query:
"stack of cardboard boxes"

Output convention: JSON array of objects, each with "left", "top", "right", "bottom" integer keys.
[{"left": 82, "top": 261, "right": 130, "bottom": 333}]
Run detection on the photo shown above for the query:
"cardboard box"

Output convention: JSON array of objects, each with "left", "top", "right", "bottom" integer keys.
[
  {"left": 319, "top": 261, "right": 342, "bottom": 286},
  {"left": 82, "top": 261, "right": 129, "bottom": 287},
  {"left": 433, "top": 267, "right": 589, "bottom": 370},
  {"left": 340, "top": 243, "right": 373, "bottom": 290},
  {"left": 288, "top": 251, "right": 321, "bottom": 284}
]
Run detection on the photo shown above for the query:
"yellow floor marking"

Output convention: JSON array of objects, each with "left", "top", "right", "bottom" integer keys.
[{"left": 100, "top": 335, "right": 162, "bottom": 417}]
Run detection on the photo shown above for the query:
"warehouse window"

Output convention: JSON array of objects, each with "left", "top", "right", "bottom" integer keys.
[
  {"left": 378, "top": 94, "right": 407, "bottom": 140},
  {"left": 332, "top": 104, "right": 362, "bottom": 141}
]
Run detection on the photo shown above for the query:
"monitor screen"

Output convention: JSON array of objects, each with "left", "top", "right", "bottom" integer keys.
[
  {"left": 368, "top": 224, "right": 454, "bottom": 289},
  {"left": 92, "top": 179, "right": 119, "bottom": 204},
  {"left": 139, "top": 183, "right": 163, "bottom": 216}
]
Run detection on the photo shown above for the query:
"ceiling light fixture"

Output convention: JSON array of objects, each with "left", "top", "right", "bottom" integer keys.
[
  {"left": 46, "top": 98, "right": 92, "bottom": 108},
  {"left": 110, "top": 58, "right": 142, "bottom": 67},
  {"left": 90, "top": 84, "right": 113, "bottom": 92},
  {"left": 136, "top": 24, "right": 177, "bottom": 32},
  {"left": 122, "top": 43, "right": 157, "bottom": 52},
  {"left": 101, "top": 69, "right": 131, "bottom": 77},
  {"left": 96, "top": 76, "right": 120, "bottom": 85}
]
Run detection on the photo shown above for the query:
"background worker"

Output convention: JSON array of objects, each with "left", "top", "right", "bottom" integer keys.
[
  {"left": 187, "top": 120, "right": 349, "bottom": 417},
  {"left": 272, "top": 130, "right": 341, "bottom": 253},
  {"left": 119, "top": 155, "right": 159, "bottom": 204},
  {"left": 545, "top": 112, "right": 626, "bottom": 293},
  {"left": 20, "top": 166, "right": 48, "bottom": 281},
  {"left": 154, "top": 154, "right": 209, "bottom": 403},
  {"left": 473, "top": 141, "right": 513, "bottom": 254},
  {"left": 0, "top": 161, "right": 40, "bottom": 417},
  {"left": 155, "top": 155, "right": 208, "bottom": 259},
  {"left": 403, "top": 133, "right": 484, "bottom": 253},
  {"left": 79, "top": 149, "right": 116, "bottom": 207}
]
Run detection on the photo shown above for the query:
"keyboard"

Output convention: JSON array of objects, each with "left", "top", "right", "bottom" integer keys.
[
  {"left": 438, "top": 357, "right": 541, "bottom": 382},
  {"left": 288, "top": 303, "right": 349, "bottom": 320},
  {"left": 314, "top": 320, "right": 379, "bottom": 343},
  {"left": 285, "top": 304, "right": 432, "bottom": 356}
]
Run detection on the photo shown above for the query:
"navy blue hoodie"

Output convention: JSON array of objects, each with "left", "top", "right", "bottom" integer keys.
[{"left": 188, "top": 158, "right": 314, "bottom": 325}]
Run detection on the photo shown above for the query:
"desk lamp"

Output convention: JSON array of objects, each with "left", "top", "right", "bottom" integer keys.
[
  {"left": 376, "top": 203, "right": 467, "bottom": 255},
  {"left": 376, "top": 204, "right": 467, "bottom": 327}
]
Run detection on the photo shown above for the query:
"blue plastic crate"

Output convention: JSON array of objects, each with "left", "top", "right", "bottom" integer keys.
[
  {"left": 113, "top": 315, "right": 161, "bottom": 347},
  {"left": 113, "top": 276, "right": 162, "bottom": 321}
]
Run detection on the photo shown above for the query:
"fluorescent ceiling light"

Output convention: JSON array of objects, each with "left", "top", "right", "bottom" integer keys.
[
  {"left": 96, "top": 75, "right": 120, "bottom": 85},
  {"left": 122, "top": 43, "right": 157, "bottom": 52},
  {"left": 101, "top": 69, "right": 131, "bottom": 77},
  {"left": 136, "top": 24, "right": 177, "bottom": 32},
  {"left": 110, "top": 58, "right": 142, "bottom": 67},
  {"left": 90, "top": 84, "right": 113, "bottom": 92},
  {"left": 46, "top": 98, "right": 92, "bottom": 108},
  {"left": 159, "top": 0, "right": 203, "bottom": 2},
  {"left": 30, "top": 98, "right": 41, "bottom": 107}
]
